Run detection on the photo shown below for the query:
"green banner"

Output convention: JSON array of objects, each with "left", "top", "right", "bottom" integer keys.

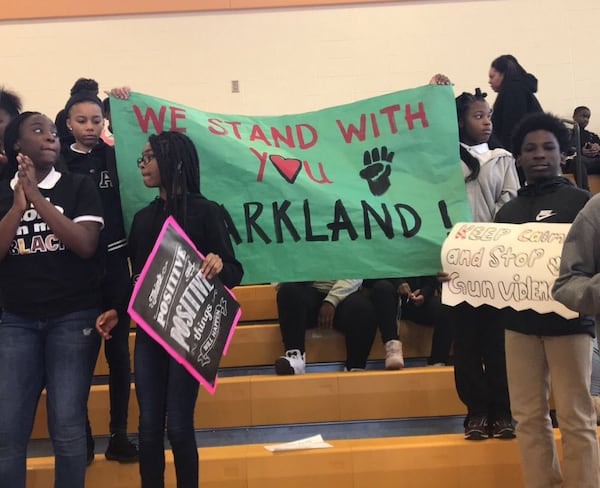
[{"left": 111, "top": 85, "right": 471, "bottom": 284}]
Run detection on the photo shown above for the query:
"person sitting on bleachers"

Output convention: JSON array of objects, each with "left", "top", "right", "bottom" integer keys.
[
  {"left": 364, "top": 277, "right": 454, "bottom": 368},
  {"left": 567, "top": 106, "right": 600, "bottom": 175},
  {"left": 361, "top": 279, "right": 405, "bottom": 370},
  {"left": 397, "top": 276, "right": 455, "bottom": 366},
  {"left": 274, "top": 280, "right": 377, "bottom": 374}
]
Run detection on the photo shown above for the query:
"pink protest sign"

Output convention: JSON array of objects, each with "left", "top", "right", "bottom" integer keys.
[{"left": 128, "top": 216, "right": 241, "bottom": 394}]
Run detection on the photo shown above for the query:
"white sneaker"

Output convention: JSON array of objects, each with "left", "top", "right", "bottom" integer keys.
[
  {"left": 275, "top": 349, "right": 306, "bottom": 375},
  {"left": 384, "top": 340, "right": 404, "bottom": 370}
]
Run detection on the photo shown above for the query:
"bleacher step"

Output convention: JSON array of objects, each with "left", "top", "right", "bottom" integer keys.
[
  {"left": 25, "top": 429, "right": 571, "bottom": 487},
  {"left": 32, "top": 367, "right": 462, "bottom": 439},
  {"left": 94, "top": 319, "right": 434, "bottom": 374}
]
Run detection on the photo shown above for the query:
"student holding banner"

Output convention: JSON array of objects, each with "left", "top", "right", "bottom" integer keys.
[
  {"left": 128, "top": 131, "right": 243, "bottom": 488},
  {"left": 441, "top": 88, "right": 520, "bottom": 441},
  {"left": 0, "top": 111, "right": 104, "bottom": 488},
  {"left": 60, "top": 82, "right": 138, "bottom": 464},
  {"left": 497, "top": 113, "right": 598, "bottom": 488},
  {"left": 363, "top": 277, "right": 454, "bottom": 368}
]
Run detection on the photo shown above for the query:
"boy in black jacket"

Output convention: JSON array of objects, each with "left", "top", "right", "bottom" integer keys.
[
  {"left": 494, "top": 113, "right": 599, "bottom": 487},
  {"left": 571, "top": 106, "right": 600, "bottom": 174}
]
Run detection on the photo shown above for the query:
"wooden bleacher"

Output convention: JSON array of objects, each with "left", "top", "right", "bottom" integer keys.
[
  {"left": 563, "top": 172, "right": 600, "bottom": 194},
  {"left": 25, "top": 284, "right": 580, "bottom": 487},
  {"left": 27, "top": 433, "right": 533, "bottom": 488}
]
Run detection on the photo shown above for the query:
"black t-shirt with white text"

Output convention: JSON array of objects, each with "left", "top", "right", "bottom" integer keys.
[{"left": 0, "top": 169, "right": 104, "bottom": 318}]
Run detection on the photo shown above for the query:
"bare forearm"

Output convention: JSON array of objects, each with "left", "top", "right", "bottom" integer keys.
[{"left": 29, "top": 194, "right": 100, "bottom": 258}]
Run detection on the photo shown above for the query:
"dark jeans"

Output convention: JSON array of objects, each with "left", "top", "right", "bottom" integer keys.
[
  {"left": 581, "top": 155, "right": 600, "bottom": 175},
  {"left": 452, "top": 302, "right": 511, "bottom": 422},
  {"left": 0, "top": 308, "right": 100, "bottom": 488},
  {"left": 276, "top": 282, "right": 377, "bottom": 369},
  {"left": 134, "top": 327, "right": 200, "bottom": 488}
]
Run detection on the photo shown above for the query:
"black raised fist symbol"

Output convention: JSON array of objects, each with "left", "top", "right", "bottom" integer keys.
[{"left": 359, "top": 146, "right": 394, "bottom": 196}]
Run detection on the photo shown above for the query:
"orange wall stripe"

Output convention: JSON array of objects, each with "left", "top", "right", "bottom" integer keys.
[{"left": 1, "top": 0, "right": 406, "bottom": 21}]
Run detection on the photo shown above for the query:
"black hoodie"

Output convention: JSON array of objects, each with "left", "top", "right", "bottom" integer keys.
[
  {"left": 492, "top": 73, "right": 543, "bottom": 151},
  {"left": 129, "top": 194, "right": 243, "bottom": 290},
  {"left": 494, "top": 176, "right": 594, "bottom": 336}
]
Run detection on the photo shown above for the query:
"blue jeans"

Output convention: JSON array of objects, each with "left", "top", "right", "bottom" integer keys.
[
  {"left": 135, "top": 327, "right": 199, "bottom": 488},
  {"left": 0, "top": 308, "right": 100, "bottom": 488}
]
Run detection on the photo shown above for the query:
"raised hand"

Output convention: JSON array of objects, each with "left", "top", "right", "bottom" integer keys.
[
  {"left": 359, "top": 146, "right": 394, "bottom": 196},
  {"left": 16, "top": 154, "right": 42, "bottom": 203}
]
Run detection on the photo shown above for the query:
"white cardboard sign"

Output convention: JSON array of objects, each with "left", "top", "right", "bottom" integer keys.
[{"left": 440, "top": 222, "right": 577, "bottom": 319}]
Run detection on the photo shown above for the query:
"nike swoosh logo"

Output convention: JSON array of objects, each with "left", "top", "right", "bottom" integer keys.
[{"left": 535, "top": 210, "right": 556, "bottom": 221}]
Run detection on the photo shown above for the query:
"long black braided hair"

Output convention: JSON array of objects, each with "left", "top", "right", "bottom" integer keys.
[
  {"left": 455, "top": 88, "right": 489, "bottom": 183},
  {"left": 148, "top": 131, "right": 201, "bottom": 232}
]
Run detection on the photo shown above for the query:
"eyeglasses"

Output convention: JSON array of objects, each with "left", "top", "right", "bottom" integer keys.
[{"left": 137, "top": 153, "right": 155, "bottom": 167}]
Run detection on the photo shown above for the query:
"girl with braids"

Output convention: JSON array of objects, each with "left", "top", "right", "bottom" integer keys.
[
  {"left": 0, "top": 111, "right": 104, "bottom": 487},
  {"left": 440, "top": 89, "right": 519, "bottom": 441},
  {"left": 127, "top": 131, "right": 243, "bottom": 488},
  {"left": 457, "top": 88, "right": 519, "bottom": 222}
]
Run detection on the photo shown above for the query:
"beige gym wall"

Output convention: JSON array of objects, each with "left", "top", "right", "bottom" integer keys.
[{"left": 1, "top": 0, "right": 599, "bottom": 131}]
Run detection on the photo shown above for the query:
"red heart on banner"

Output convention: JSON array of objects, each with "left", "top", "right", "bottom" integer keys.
[{"left": 270, "top": 155, "right": 302, "bottom": 183}]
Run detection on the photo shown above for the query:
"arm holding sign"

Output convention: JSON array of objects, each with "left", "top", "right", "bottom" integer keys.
[
  {"left": 429, "top": 74, "right": 452, "bottom": 85},
  {"left": 553, "top": 195, "right": 600, "bottom": 318},
  {"left": 190, "top": 198, "right": 243, "bottom": 288}
]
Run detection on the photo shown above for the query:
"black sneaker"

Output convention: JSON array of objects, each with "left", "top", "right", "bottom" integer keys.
[
  {"left": 464, "top": 416, "right": 489, "bottom": 441},
  {"left": 105, "top": 433, "right": 139, "bottom": 463},
  {"left": 490, "top": 418, "right": 516, "bottom": 439}
]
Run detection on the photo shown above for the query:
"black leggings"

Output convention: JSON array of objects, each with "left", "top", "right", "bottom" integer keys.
[{"left": 452, "top": 302, "right": 510, "bottom": 422}]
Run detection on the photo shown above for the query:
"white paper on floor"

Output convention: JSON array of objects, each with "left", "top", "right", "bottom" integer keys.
[{"left": 264, "top": 434, "right": 333, "bottom": 452}]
